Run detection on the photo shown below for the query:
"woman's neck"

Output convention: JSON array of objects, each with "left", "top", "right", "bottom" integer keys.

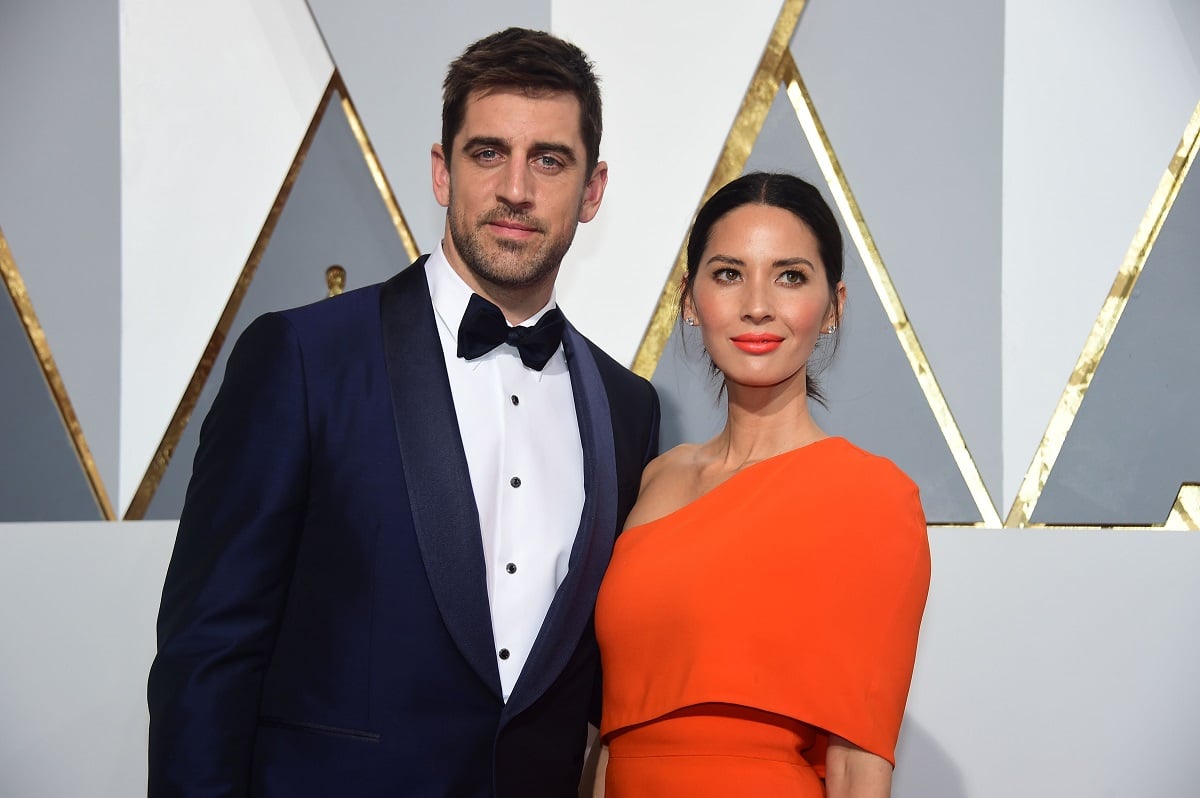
[{"left": 708, "top": 379, "right": 827, "bottom": 470}]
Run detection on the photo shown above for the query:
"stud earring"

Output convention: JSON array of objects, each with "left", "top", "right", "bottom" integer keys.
[
  {"left": 825, "top": 324, "right": 837, "bottom": 334},
  {"left": 684, "top": 317, "right": 697, "bottom": 327}
]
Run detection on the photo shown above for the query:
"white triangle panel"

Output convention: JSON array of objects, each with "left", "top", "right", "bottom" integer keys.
[
  {"left": 119, "top": 0, "right": 334, "bottom": 511},
  {"left": 550, "top": 0, "right": 787, "bottom": 364},
  {"left": 1001, "top": 0, "right": 1200, "bottom": 509}
]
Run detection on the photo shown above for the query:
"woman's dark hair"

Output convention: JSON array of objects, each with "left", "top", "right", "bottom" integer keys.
[
  {"left": 442, "top": 27, "right": 603, "bottom": 176},
  {"left": 681, "top": 172, "right": 844, "bottom": 404}
]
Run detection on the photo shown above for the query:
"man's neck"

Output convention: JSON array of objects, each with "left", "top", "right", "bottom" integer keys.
[
  {"left": 470, "top": 279, "right": 554, "bottom": 326},
  {"left": 442, "top": 248, "right": 556, "bottom": 325}
]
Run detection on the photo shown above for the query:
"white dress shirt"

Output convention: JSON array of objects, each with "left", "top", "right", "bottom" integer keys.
[{"left": 425, "top": 244, "right": 585, "bottom": 701}]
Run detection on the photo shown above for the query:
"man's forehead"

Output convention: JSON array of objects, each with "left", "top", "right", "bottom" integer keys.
[
  {"left": 468, "top": 85, "right": 574, "bottom": 104},
  {"left": 457, "top": 88, "right": 584, "bottom": 142}
]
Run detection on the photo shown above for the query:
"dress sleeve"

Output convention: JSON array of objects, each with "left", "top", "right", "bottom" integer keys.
[{"left": 795, "top": 466, "right": 931, "bottom": 771}]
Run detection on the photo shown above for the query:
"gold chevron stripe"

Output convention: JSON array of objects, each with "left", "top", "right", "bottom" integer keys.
[
  {"left": 1164, "top": 485, "right": 1200, "bottom": 531},
  {"left": 1006, "top": 101, "right": 1200, "bottom": 528},
  {"left": 780, "top": 55, "right": 1002, "bottom": 527},
  {"left": 125, "top": 71, "right": 426, "bottom": 519},
  {"left": 123, "top": 77, "right": 340, "bottom": 519},
  {"left": 334, "top": 73, "right": 422, "bottom": 262},
  {"left": 631, "top": 0, "right": 808, "bottom": 378},
  {"left": 0, "top": 227, "right": 116, "bottom": 519},
  {"left": 628, "top": 0, "right": 999, "bottom": 526}
]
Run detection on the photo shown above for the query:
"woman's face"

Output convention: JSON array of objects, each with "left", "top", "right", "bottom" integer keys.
[{"left": 684, "top": 203, "right": 845, "bottom": 392}]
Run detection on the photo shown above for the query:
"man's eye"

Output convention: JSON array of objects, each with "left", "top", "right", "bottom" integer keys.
[
  {"left": 476, "top": 149, "right": 500, "bottom": 161},
  {"left": 537, "top": 155, "right": 564, "bottom": 169}
]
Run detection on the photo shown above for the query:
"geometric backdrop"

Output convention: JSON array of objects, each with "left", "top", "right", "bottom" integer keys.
[
  {"left": 3, "top": 2, "right": 1200, "bottom": 798},
  {"left": 133, "top": 82, "right": 417, "bottom": 519},
  {"left": 2, "top": 0, "right": 1198, "bottom": 527}
]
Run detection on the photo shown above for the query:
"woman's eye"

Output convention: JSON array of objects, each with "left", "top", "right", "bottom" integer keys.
[
  {"left": 715, "top": 268, "right": 740, "bottom": 282},
  {"left": 779, "top": 270, "right": 807, "bottom": 285}
]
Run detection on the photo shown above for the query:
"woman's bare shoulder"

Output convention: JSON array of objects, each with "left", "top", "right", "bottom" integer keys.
[
  {"left": 640, "top": 442, "right": 701, "bottom": 486},
  {"left": 624, "top": 444, "right": 703, "bottom": 530}
]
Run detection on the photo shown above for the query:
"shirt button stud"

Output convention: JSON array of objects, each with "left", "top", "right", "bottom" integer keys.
[
  {"left": 510, "top": 476, "right": 521, "bottom": 488},
  {"left": 498, "top": 648, "right": 510, "bottom": 660},
  {"left": 510, "top": 395, "right": 519, "bottom": 406},
  {"left": 506, "top": 562, "right": 517, "bottom": 574}
]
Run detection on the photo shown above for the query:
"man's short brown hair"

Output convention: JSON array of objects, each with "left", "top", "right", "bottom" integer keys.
[{"left": 442, "top": 27, "right": 603, "bottom": 175}]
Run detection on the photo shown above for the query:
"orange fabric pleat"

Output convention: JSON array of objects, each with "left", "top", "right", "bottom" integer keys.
[{"left": 605, "top": 704, "right": 824, "bottom": 797}]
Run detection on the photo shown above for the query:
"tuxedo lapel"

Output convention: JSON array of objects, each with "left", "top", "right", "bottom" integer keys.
[
  {"left": 379, "top": 259, "right": 501, "bottom": 698},
  {"left": 502, "top": 323, "right": 618, "bottom": 722}
]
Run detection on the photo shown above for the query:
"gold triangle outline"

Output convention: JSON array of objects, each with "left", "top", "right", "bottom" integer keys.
[
  {"left": 123, "top": 71, "right": 422, "bottom": 519},
  {"left": 0, "top": 226, "right": 116, "bottom": 519},
  {"left": 1006, "top": 101, "right": 1200, "bottom": 530},
  {"left": 630, "top": 0, "right": 1001, "bottom": 527},
  {"left": 779, "top": 55, "right": 1001, "bottom": 528},
  {"left": 632, "top": 0, "right": 807, "bottom": 378},
  {"left": 1164, "top": 485, "right": 1200, "bottom": 531},
  {"left": 333, "top": 72, "right": 422, "bottom": 263}
]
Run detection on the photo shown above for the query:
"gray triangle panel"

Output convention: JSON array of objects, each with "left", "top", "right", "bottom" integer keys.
[
  {"left": 1031, "top": 158, "right": 1200, "bottom": 525},
  {"left": 653, "top": 88, "right": 981, "bottom": 524},
  {"left": 653, "top": 325, "right": 729, "bottom": 457},
  {"left": 305, "top": 0, "right": 550, "bottom": 254},
  {"left": 0, "top": 0, "right": 122, "bottom": 499},
  {"left": 788, "top": 0, "right": 1004, "bottom": 507},
  {"left": 0, "top": 291, "right": 102, "bottom": 520},
  {"left": 144, "top": 90, "right": 415, "bottom": 519}
]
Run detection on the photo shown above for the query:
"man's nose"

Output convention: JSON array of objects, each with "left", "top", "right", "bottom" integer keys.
[{"left": 497, "top": 159, "right": 533, "bottom": 208}]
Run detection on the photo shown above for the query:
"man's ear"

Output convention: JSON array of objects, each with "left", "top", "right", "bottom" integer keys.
[
  {"left": 578, "top": 161, "right": 609, "bottom": 223},
  {"left": 431, "top": 143, "right": 451, "bottom": 208}
]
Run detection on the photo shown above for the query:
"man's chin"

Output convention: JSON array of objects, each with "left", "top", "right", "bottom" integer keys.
[
  {"left": 474, "top": 268, "right": 551, "bottom": 291},
  {"left": 459, "top": 250, "right": 537, "bottom": 285},
  {"left": 492, "top": 237, "right": 534, "bottom": 254}
]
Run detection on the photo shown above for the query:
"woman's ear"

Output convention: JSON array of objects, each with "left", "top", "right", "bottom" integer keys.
[
  {"left": 826, "top": 280, "right": 847, "bottom": 327},
  {"left": 681, "top": 278, "right": 698, "bottom": 326}
]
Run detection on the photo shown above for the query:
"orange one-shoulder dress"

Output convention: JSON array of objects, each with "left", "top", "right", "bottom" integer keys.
[{"left": 596, "top": 438, "right": 930, "bottom": 796}]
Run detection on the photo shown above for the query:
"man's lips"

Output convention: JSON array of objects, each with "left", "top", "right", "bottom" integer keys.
[
  {"left": 731, "top": 333, "right": 784, "bottom": 354},
  {"left": 486, "top": 218, "right": 541, "bottom": 239}
]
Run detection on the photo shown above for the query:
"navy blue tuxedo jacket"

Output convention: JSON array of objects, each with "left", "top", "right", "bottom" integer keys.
[{"left": 147, "top": 258, "right": 660, "bottom": 797}]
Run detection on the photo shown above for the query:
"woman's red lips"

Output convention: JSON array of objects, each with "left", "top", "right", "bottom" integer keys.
[{"left": 731, "top": 334, "right": 784, "bottom": 354}]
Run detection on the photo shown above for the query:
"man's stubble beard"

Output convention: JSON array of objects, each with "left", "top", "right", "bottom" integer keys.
[{"left": 447, "top": 194, "right": 580, "bottom": 292}]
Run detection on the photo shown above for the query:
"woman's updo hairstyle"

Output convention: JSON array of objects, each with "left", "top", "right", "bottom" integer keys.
[{"left": 679, "top": 172, "right": 845, "bottom": 404}]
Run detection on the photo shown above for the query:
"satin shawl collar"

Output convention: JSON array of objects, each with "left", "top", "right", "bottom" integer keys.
[
  {"left": 380, "top": 262, "right": 618, "bottom": 714},
  {"left": 380, "top": 259, "right": 501, "bottom": 697}
]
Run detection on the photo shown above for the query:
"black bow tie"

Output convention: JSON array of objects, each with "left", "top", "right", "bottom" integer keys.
[{"left": 457, "top": 293, "right": 565, "bottom": 371}]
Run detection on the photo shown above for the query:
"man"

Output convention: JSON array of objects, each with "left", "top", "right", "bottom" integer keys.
[{"left": 148, "top": 27, "right": 659, "bottom": 797}]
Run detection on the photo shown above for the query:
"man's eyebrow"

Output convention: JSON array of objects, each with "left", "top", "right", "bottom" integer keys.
[
  {"left": 532, "top": 142, "right": 579, "bottom": 164},
  {"left": 460, "top": 135, "right": 509, "bottom": 153},
  {"left": 459, "top": 136, "right": 579, "bottom": 165}
]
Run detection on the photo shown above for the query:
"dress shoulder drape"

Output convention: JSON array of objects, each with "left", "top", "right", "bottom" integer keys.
[{"left": 596, "top": 438, "right": 930, "bottom": 796}]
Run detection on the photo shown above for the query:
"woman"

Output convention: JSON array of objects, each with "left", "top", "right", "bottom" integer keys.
[{"left": 595, "top": 173, "right": 930, "bottom": 797}]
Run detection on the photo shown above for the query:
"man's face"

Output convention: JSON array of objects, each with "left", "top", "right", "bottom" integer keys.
[{"left": 432, "top": 88, "right": 607, "bottom": 303}]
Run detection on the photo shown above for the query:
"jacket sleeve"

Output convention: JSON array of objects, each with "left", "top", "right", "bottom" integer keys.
[
  {"left": 147, "top": 312, "right": 310, "bottom": 797},
  {"left": 643, "top": 384, "right": 661, "bottom": 465}
]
